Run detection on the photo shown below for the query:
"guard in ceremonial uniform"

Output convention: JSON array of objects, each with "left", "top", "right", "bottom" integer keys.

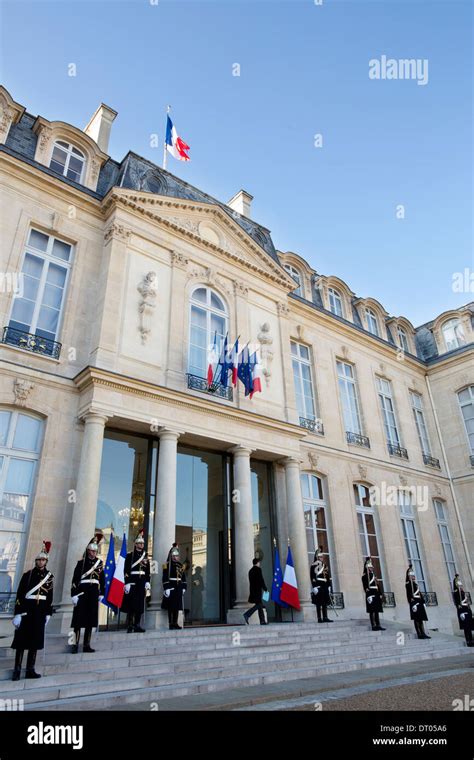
[
  {"left": 310, "top": 547, "right": 333, "bottom": 623},
  {"left": 11, "top": 540, "right": 53, "bottom": 680},
  {"left": 161, "top": 543, "right": 187, "bottom": 630},
  {"left": 362, "top": 556, "right": 385, "bottom": 631},
  {"left": 122, "top": 530, "right": 151, "bottom": 633},
  {"left": 453, "top": 574, "right": 473, "bottom": 647},
  {"left": 405, "top": 564, "right": 430, "bottom": 639},
  {"left": 70, "top": 533, "right": 105, "bottom": 653}
]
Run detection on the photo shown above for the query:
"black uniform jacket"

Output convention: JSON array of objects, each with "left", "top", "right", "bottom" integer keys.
[
  {"left": 11, "top": 567, "right": 53, "bottom": 651},
  {"left": 71, "top": 555, "right": 105, "bottom": 629}
]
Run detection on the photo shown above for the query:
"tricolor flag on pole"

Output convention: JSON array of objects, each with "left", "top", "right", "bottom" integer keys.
[
  {"left": 106, "top": 533, "right": 127, "bottom": 609},
  {"left": 271, "top": 542, "right": 288, "bottom": 607},
  {"left": 164, "top": 113, "right": 190, "bottom": 169},
  {"left": 280, "top": 545, "right": 300, "bottom": 610},
  {"left": 230, "top": 338, "right": 239, "bottom": 386},
  {"left": 101, "top": 532, "right": 117, "bottom": 611},
  {"left": 207, "top": 331, "right": 219, "bottom": 387},
  {"left": 249, "top": 350, "right": 262, "bottom": 399}
]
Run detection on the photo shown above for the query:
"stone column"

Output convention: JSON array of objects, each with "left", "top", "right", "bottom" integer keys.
[
  {"left": 227, "top": 445, "right": 255, "bottom": 622},
  {"left": 283, "top": 456, "right": 312, "bottom": 618},
  {"left": 55, "top": 411, "right": 108, "bottom": 631},
  {"left": 149, "top": 428, "right": 181, "bottom": 628}
]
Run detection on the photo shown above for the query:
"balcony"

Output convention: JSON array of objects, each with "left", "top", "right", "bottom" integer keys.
[
  {"left": 382, "top": 592, "right": 396, "bottom": 608},
  {"left": 299, "top": 416, "right": 324, "bottom": 435},
  {"left": 388, "top": 442, "right": 408, "bottom": 459},
  {"left": 186, "top": 373, "right": 233, "bottom": 401},
  {"left": 346, "top": 431, "right": 370, "bottom": 448},
  {"left": 423, "top": 453, "right": 441, "bottom": 469},
  {"left": 2, "top": 326, "right": 62, "bottom": 359},
  {"left": 421, "top": 591, "right": 438, "bottom": 606}
]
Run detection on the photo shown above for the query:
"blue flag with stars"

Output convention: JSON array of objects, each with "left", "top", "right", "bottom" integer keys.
[
  {"left": 271, "top": 544, "right": 288, "bottom": 607},
  {"left": 101, "top": 532, "right": 117, "bottom": 611}
]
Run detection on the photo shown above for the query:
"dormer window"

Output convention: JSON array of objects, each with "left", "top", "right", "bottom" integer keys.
[
  {"left": 365, "top": 308, "right": 379, "bottom": 336},
  {"left": 284, "top": 264, "right": 302, "bottom": 297},
  {"left": 328, "top": 287, "right": 343, "bottom": 317},
  {"left": 442, "top": 318, "right": 466, "bottom": 351},
  {"left": 49, "top": 140, "right": 85, "bottom": 183},
  {"left": 397, "top": 326, "right": 409, "bottom": 352}
]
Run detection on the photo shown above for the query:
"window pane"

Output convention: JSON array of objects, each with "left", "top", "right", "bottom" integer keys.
[
  {"left": 0, "top": 412, "right": 11, "bottom": 446},
  {"left": 37, "top": 305, "right": 59, "bottom": 333},
  {"left": 11, "top": 298, "right": 35, "bottom": 328},
  {"left": 52, "top": 239, "right": 71, "bottom": 261},
  {"left": 210, "top": 292, "right": 225, "bottom": 311},
  {"left": 12, "top": 415, "right": 42, "bottom": 452},
  {"left": 46, "top": 263, "right": 67, "bottom": 288},
  {"left": 300, "top": 345, "right": 309, "bottom": 361},
  {"left": 4, "top": 458, "right": 35, "bottom": 495},
  {"left": 28, "top": 230, "right": 49, "bottom": 252},
  {"left": 23, "top": 253, "right": 43, "bottom": 277},
  {"left": 191, "top": 305, "right": 206, "bottom": 329},
  {"left": 192, "top": 288, "right": 207, "bottom": 303}
]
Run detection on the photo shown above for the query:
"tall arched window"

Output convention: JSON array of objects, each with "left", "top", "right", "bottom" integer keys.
[
  {"left": 188, "top": 286, "right": 228, "bottom": 378},
  {"left": 49, "top": 140, "right": 85, "bottom": 183},
  {"left": 284, "top": 264, "right": 302, "bottom": 297},
  {"left": 397, "top": 326, "right": 409, "bottom": 353},
  {"left": 354, "top": 483, "right": 385, "bottom": 592},
  {"left": 365, "top": 308, "right": 380, "bottom": 336},
  {"left": 457, "top": 385, "right": 474, "bottom": 454},
  {"left": 328, "top": 287, "right": 343, "bottom": 317},
  {"left": 442, "top": 318, "right": 466, "bottom": 351},
  {"left": 301, "top": 473, "right": 333, "bottom": 579},
  {"left": 0, "top": 409, "right": 43, "bottom": 593}
]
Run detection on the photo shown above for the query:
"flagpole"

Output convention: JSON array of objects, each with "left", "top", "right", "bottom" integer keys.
[{"left": 163, "top": 105, "right": 171, "bottom": 170}]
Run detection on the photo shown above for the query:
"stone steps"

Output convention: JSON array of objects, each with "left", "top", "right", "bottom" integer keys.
[{"left": 1, "top": 621, "right": 468, "bottom": 710}]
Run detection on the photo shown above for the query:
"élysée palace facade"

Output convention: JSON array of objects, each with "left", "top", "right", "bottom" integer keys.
[{"left": 0, "top": 85, "right": 472, "bottom": 635}]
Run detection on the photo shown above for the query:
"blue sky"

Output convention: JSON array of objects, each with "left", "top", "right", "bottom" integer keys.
[{"left": 1, "top": 0, "right": 472, "bottom": 326}]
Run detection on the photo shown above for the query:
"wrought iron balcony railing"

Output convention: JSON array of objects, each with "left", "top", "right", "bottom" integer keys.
[
  {"left": 346, "top": 431, "right": 371, "bottom": 448},
  {"left": 421, "top": 591, "right": 438, "bottom": 606},
  {"left": 186, "top": 373, "right": 233, "bottom": 401},
  {"left": 423, "top": 453, "right": 441, "bottom": 469},
  {"left": 470, "top": 454, "right": 474, "bottom": 468},
  {"left": 388, "top": 442, "right": 409, "bottom": 459},
  {"left": 329, "top": 591, "right": 344, "bottom": 610},
  {"left": 299, "top": 417, "right": 324, "bottom": 435},
  {"left": 0, "top": 592, "right": 15, "bottom": 615},
  {"left": 382, "top": 592, "right": 396, "bottom": 608},
  {"left": 2, "top": 326, "right": 62, "bottom": 359}
]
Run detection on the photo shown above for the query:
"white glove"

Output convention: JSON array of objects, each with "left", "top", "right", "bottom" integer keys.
[
  {"left": 182, "top": 588, "right": 186, "bottom": 594},
  {"left": 145, "top": 582, "right": 151, "bottom": 591},
  {"left": 12, "top": 614, "right": 22, "bottom": 629},
  {"left": 312, "top": 587, "right": 319, "bottom": 594},
  {"left": 45, "top": 615, "right": 51, "bottom": 626},
  {"left": 124, "top": 584, "right": 131, "bottom": 594},
  {"left": 98, "top": 595, "right": 104, "bottom": 603},
  {"left": 71, "top": 595, "right": 79, "bottom": 606},
  {"left": 164, "top": 589, "right": 171, "bottom": 598},
  {"left": 328, "top": 586, "right": 332, "bottom": 594}
]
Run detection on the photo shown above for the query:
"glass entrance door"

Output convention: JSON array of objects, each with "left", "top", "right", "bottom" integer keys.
[{"left": 176, "top": 446, "right": 226, "bottom": 624}]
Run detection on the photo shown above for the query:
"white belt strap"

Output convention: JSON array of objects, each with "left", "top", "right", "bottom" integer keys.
[
  {"left": 81, "top": 559, "right": 101, "bottom": 581},
  {"left": 131, "top": 552, "right": 146, "bottom": 570},
  {"left": 80, "top": 579, "right": 100, "bottom": 585},
  {"left": 25, "top": 572, "right": 52, "bottom": 600}
]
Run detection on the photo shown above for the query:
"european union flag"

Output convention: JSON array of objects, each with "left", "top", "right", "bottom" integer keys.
[
  {"left": 102, "top": 532, "right": 117, "bottom": 611},
  {"left": 271, "top": 544, "right": 288, "bottom": 607}
]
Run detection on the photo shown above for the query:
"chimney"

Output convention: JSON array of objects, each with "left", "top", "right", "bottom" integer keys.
[
  {"left": 84, "top": 103, "right": 118, "bottom": 154},
  {"left": 228, "top": 189, "right": 253, "bottom": 218}
]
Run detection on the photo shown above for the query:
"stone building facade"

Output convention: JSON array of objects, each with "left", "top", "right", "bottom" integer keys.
[{"left": 0, "top": 85, "right": 472, "bottom": 635}]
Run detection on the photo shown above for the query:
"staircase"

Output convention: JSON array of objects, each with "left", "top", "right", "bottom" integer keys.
[{"left": 0, "top": 620, "right": 469, "bottom": 710}]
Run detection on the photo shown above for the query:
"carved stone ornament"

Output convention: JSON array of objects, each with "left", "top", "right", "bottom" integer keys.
[
  {"left": 0, "top": 105, "right": 13, "bottom": 142},
  {"left": 379, "top": 363, "right": 386, "bottom": 374},
  {"left": 37, "top": 125, "right": 52, "bottom": 154},
  {"left": 171, "top": 251, "right": 188, "bottom": 269},
  {"left": 307, "top": 451, "right": 319, "bottom": 470},
  {"left": 341, "top": 345, "right": 349, "bottom": 359},
  {"left": 399, "top": 474, "right": 408, "bottom": 486},
  {"left": 435, "top": 484, "right": 442, "bottom": 496},
  {"left": 233, "top": 280, "right": 248, "bottom": 297},
  {"left": 257, "top": 322, "right": 274, "bottom": 386},
  {"left": 188, "top": 266, "right": 231, "bottom": 295},
  {"left": 13, "top": 379, "right": 35, "bottom": 407},
  {"left": 104, "top": 223, "right": 132, "bottom": 244},
  {"left": 90, "top": 159, "right": 100, "bottom": 183},
  {"left": 358, "top": 464, "right": 368, "bottom": 480},
  {"left": 277, "top": 301, "right": 289, "bottom": 316},
  {"left": 137, "top": 271, "right": 158, "bottom": 344},
  {"left": 296, "top": 324, "right": 305, "bottom": 341},
  {"left": 168, "top": 216, "right": 200, "bottom": 235}
]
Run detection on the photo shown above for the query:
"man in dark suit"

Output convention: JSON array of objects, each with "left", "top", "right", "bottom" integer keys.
[{"left": 243, "top": 558, "right": 268, "bottom": 625}]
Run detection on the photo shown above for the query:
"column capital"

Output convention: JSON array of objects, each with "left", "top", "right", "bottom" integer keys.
[
  {"left": 158, "top": 427, "right": 183, "bottom": 441},
  {"left": 280, "top": 455, "right": 303, "bottom": 469},
  {"left": 81, "top": 410, "right": 110, "bottom": 426},
  {"left": 228, "top": 444, "right": 254, "bottom": 458}
]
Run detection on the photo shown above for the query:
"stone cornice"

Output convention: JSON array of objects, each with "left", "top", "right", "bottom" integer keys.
[
  {"left": 101, "top": 189, "right": 294, "bottom": 290},
  {"left": 73, "top": 366, "right": 307, "bottom": 441}
]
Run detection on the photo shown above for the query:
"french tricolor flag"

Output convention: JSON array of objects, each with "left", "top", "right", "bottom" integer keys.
[
  {"left": 249, "top": 350, "right": 262, "bottom": 399},
  {"left": 107, "top": 533, "right": 127, "bottom": 608},
  {"left": 165, "top": 115, "right": 190, "bottom": 162},
  {"left": 230, "top": 338, "right": 239, "bottom": 386},
  {"left": 280, "top": 545, "right": 300, "bottom": 610}
]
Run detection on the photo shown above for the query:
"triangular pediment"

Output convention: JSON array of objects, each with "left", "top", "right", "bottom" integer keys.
[{"left": 104, "top": 188, "right": 295, "bottom": 289}]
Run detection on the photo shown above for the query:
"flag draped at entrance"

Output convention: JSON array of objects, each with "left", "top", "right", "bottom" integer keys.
[
  {"left": 280, "top": 545, "right": 300, "bottom": 610},
  {"left": 107, "top": 533, "right": 127, "bottom": 609}
]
